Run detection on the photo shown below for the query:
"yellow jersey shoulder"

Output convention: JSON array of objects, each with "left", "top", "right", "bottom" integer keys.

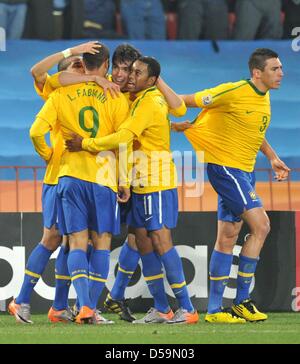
[
  {"left": 194, "top": 80, "right": 248, "bottom": 108},
  {"left": 131, "top": 87, "right": 166, "bottom": 115}
]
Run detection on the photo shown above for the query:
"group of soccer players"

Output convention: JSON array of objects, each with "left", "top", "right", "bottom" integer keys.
[{"left": 8, "top": 40, "right": 290, "bottom": 325}]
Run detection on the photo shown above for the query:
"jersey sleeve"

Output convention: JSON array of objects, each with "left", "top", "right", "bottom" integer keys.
[
  {"left": 30, "top": 92, "right": 59, "bottom": 161},
  {"left": 169, "top": 100, "right": 187, "bottom": 117},
  {"left": 82, "top": 128, "right": 134, "bottom": 153},
  {"left": 194, "top": 82, "right": 241, "bottom": 109},
  {"left": 47, "top": 72, "right": 62, "bottom": 89},
  {"left": 34, "top": 73, "right": 61, "bottom": 101}
]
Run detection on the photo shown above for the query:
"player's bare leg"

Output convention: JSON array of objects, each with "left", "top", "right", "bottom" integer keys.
[{"left": 232, "top": 207, "right": 269, "bottom": 321}]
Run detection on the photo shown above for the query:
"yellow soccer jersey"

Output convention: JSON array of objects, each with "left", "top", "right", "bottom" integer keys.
[
  {"left": 34, "top": 73, "right": 61, "bottom": 101},
  {"left": 34, "top": 72, "right": 63, "bottom": 185},
  {"left": 30, "top": 82, "right": 129, "bottom": 191},
  {"left": 81, "top": 87, "right": 186, "bottom": 192},
  {"left": 120, "top": 86, "right": 185, "bottom": 194},
  {"left": 184, "top": 80, "right": 271, "bottom": 172},
  {"left": 123, "top": 91, "right": 132, "bottom": 106}
]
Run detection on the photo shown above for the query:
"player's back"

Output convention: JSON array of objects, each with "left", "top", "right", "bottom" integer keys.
[
  {"left": 54, "top": 81, "right": 129, "bottom": 190},
  {"left": 34, "top": 73, "right": 64, "bottom": 185}
]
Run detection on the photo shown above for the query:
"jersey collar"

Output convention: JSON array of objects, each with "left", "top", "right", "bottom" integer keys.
[
  {"left": 246, "top": 79, "right": 267, "bottom": 96},
  {"left": 132, "top": 86, "right": 157, "bottom": 99}
]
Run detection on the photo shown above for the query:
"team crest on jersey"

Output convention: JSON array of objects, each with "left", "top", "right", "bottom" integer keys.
[
  {"left": 202, "top": 94, "right": 212, "bottom": 106},
  {"left": 249, "top": 191, "right": 257, "bottom": 200}
]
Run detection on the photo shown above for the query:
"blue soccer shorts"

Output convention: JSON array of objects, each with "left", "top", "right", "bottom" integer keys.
[
  {"left": 207, "top": 163, "right": 262, "bottom": 222},
  {"left": 42, "top": 183, "right": 58, "bottom": 230},
  {"left": 120, "top": 198, "right": 132, "bottom": 225},
  {"left": 57, "top": 176, "right": 120, "bottom": 235},
  {"left": 127, "top": 188, "right": 178, "bottom": 231}
]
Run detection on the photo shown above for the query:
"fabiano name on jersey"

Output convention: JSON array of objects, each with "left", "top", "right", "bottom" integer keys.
[
  {"left": 66, "top": 84, "right": 107, "bottom": 103},
  {"left": 31, "top": 81, "right": 129, "bottom": 192}
]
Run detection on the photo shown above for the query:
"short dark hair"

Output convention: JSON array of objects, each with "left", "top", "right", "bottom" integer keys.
[
  {"left": 57, "top": 57, "right": 73, "bottom": 72},
  {"left": 83, "top": 42, "right": 110, "bottom": 71},
  {"left": 138, "top": 56, "right": 161, "bottom": 80},
  {"left": 112, "top": 43, "right": 141, "bottom": 66},
  {"left": 248, "top": 48, "right": 279, "bottom": 75}
]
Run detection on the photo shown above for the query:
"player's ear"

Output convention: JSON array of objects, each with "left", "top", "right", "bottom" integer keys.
[
  {"left": 252, "top": 68, "right": 262, "bottom": 79},
  {"left": 147, "top": 76, "right": 156, "bottom": 87},
  {"left": 105, "top": 59, "right": 110, "bottom": 71}
]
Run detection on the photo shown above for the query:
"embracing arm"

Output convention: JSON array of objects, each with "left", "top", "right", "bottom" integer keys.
[
  {"left": 66, "top": 128, "right": 134, "bottom": 195},
  {"left": 180, "top": 94, "right": 198, "bottom": 108},
  {"left": 31, "top": 41, "right": 101, "bottom": 91},
  {"left": 156, "top": 77, "right": 186, "bottom": 116},
  {"left": 83, "top": 129, "right": 135, "bottom": 153},
  {"left": 59, "top": 73, "right": 120, "bottom": 98},
  {"left": 31, "top": 52, "right": 63, "bottom": 89},
  {"left": 66, "top": 129, "right": 135, "bottom": 154}
]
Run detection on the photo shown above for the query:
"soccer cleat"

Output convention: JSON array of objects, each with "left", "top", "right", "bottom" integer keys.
[
  {"left": 205, "top": 308, "right": 246, "bottom": 324},
  {"left": 133, "top": 307, "right": 174, "bottom": 324},
  {"left": 48, "top": 307, "right": 74, "bottom": 323},
  {"left": 167, "top": 308, "right": 199, "bottom": 324},
  {"left": 8, "top": 299, "right": 33, "bottom": 324},
  {"left": 92, "top": 309, "right": 114, "bottom": 325},
  {"left": 104, "top": 293, "right": 136, "bottom": 322},
  {"left": 232, "top": 299, "right": 268, "bottom": 322},
  {"left": 70, "top": 304, "right": 79, "bottom": 318},
  {"left": 74, "top": 306, "right": 94, "bottom": 324}
]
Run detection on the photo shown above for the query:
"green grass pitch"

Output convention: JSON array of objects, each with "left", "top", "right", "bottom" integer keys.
[{"left": 0, "top": 312, "right": 299, "bottom": 344}]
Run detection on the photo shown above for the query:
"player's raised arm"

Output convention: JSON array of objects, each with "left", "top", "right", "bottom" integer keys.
[
  {"left": 156, "top": 77, "right": 187, "bottom": 116},
  {"left": 30, "top": 41, "right": 101, "bottom": 91},
  {"left": 182, "top": 82, "right": 241, "bottom": 109}
]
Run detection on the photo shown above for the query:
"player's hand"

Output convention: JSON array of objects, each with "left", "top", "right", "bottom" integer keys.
[
  {"left": 117, "top": 186, "right": 131, "bottom": 203},
  {"left": 95, "top": 76, "right": 120, "bottom": 98},
  {"left": 271, "top": 158, "right": 291, "bottom": 181},
  {"left": 70, "top": 41, "right": 101, "bottom": 56},
  {"left": 171, "top": 120, "right": 192, "bottom": 132},
  {"left": 66, "top": 134, "right": 83, "bottom": 152}
]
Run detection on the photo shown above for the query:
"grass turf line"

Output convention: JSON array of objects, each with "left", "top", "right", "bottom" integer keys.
[{"left": 0, "top": 312, "right": 299, "bottom": 344}]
